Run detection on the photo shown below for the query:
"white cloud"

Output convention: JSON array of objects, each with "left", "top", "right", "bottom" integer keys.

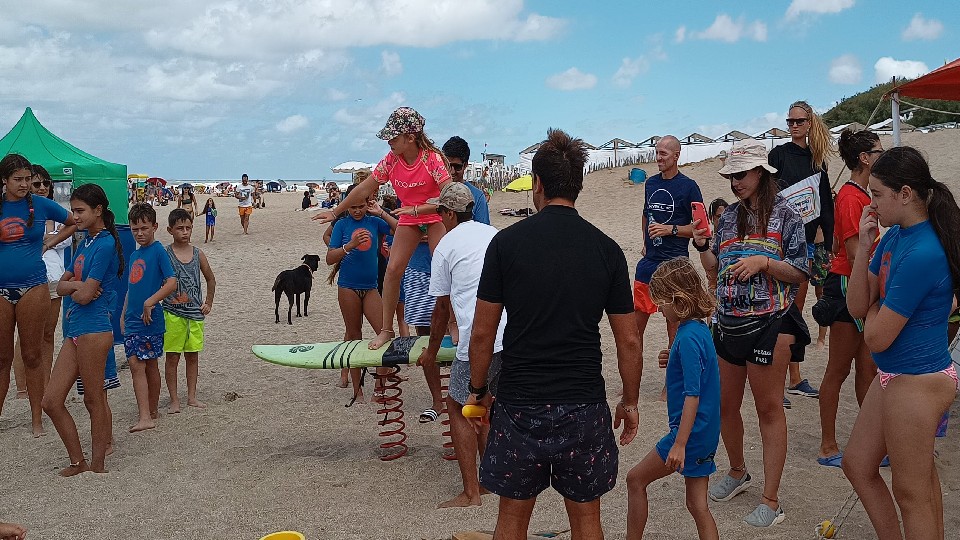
[
  {"left": 902, "top": 13, "right": 943, "bottom": 41},
  {"left": 786, "top": 0, "right": 854, "bottom": 19},
  {"left": 692, "top": 14, "right": 767, "bottom": 43},
  {"left": 613, "top": 57, "right": 650, "bottom": 88},
  {"left": 276, "top": 114, "right": 308, "bottom": 133},
  {"left": 674, "top": 26, "right": 686, "bottom": 43},
  {"left": 380, "top": 51, "right": 402, "bottom": 77},
  {"left": 829, "top": 54, "right": 862, "bottom": 84},
  {"left": 546, "top": 68, "right": 597, "bottom": 91},
  {"left": 874, "top": 57, "right": 929, "bottom": 83}
]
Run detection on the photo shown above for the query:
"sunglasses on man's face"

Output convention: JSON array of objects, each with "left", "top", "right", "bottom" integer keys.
[
  {"left": 32, "top": 180, "right": 52, "bottom": 188},
  {"left": 448, "top": 162, "right": 465, "bottom": 172},
  {"left": 785, "top": 118, "right": 808, "bottom": 126}
]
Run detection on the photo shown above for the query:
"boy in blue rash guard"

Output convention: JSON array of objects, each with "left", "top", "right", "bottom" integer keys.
[
  {"left": 42, "top": 184, "right": 125, "bottom": 476},
  {"left": 627, "top": 258, "right": 720, "bottom": 540},
  {"left": 123, "top": 203, "right": 177, "bottom": 433}
]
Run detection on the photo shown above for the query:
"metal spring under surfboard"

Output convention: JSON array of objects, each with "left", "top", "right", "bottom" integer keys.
[
  {"left": 375, "top": 366, "right": 407, "bottom": 461},
  {"left": 440, "top": 367, "right": 456, "bottom": 461}
]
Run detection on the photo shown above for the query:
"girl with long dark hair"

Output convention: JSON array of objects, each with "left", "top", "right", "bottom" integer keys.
[
  {"left": 41, "top": 183, "right": 124, "bottom": 476},
  {"left": 843, "top": 146, "right": 960, "bottom": 539}
]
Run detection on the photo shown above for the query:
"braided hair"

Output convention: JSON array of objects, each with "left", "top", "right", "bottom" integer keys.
[
  {"left": 0, "top": 153, "right": 34, "bottom": 226},
  {"left": 71, "top": 183, "right": 125, "bottom": 278}
]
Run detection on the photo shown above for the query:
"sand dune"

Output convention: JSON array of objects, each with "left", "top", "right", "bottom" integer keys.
[{"left": 2, "top": 129, "right": 958, "bottom": 539}]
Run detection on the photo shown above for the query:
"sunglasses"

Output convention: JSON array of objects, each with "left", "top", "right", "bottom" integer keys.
[
  {"left": 448, "top": 162, "right": 465, "bottom": 172},
  {"left": 32, "top": 180, "right": 52, "bottom": 188},
  {"left": 785, "top": 118, "right": 808, "bottom": 126},
  {"left": 729, "top": 170, "right": 750, "bottom": 181}
]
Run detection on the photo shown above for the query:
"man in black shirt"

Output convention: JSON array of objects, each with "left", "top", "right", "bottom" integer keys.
[{"left": 467, "top": 128, "right": 642, "bottom": 539}]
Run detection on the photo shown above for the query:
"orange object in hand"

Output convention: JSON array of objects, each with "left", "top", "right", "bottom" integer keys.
[{"left": 461, "top": 404, "right": 487, "bottom": 418}]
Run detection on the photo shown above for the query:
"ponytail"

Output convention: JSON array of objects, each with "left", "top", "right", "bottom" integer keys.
[
  {"left": 413, "top": 131, "right": 450, "bottom": 169},
  {"left": 102, "top": 208, "right": 125, "bottom": 278},
  {"left": 327, "top": 261, "right": 341, "bottom": 285},
  {"left": 25, "top": 192, "right": 35, "bottom": 227},
  {"left": 928, "top": 181, "right": 960, "bottom": 302}
]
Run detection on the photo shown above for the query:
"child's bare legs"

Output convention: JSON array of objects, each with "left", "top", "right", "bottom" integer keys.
[
  {"left": 165, "top": 352, "right": 182, "bottom": 413},
  {"left": 210, "top": 224, "right": 215, "bottom": 242},
  {"left": 686, "top": 477, "right": 719, "bottom": 540},
  {"left": 338, "top": 368, "right": 350, "bottom": 388},
  {"left": 13, "top": 335, "right": 27, "bottom": 397},
  {"left": 147, "top": 358, "right": 161, "bottom": 418},
  {"left": 369, "top": 223, "right": 445, "bottom": 349},
  {"left": 41, "top": 338, "right": 87, "bottom": 476},
  {"left": 184, "top": 352, "right": 204, "bottom": 408},
  {"left": 626, "top": 449, "right": 674, "bottom": 539},
  {"left": 128, "top": 356, "right": 156, "bottom": 432}
]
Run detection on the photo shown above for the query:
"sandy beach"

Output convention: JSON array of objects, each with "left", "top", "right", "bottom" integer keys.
[{"left": 2, "top": 129, "right": 959, "bottom": 539}]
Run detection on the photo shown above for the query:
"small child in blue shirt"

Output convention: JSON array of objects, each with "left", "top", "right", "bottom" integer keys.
[
  {"left": 123, "top": 203, "right": 177, "bottom": 433},
  {"left": 626, "top": 257, "right": 720, "bottom": 540}
]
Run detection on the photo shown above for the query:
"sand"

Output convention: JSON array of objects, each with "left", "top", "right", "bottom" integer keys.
[{"left": 2, "top": 128, "right": 958, "bottom": 539}]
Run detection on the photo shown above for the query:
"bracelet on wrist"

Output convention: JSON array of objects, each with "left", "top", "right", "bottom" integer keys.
[
  {"left": 618, "top": 401, "right": 638, "bottom": 413},
  {"left": 342, "top": 246, "right": 350, "bottom": 254},
  {"left": 693, "top": 239, "right": 710, "bottom": 252}
]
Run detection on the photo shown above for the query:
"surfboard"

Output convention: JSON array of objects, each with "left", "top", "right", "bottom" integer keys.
[{"left": 252, "top": 335, "right": 457, "bottom": 369}]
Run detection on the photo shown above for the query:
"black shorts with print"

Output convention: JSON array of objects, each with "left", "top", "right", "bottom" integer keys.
[{"left": 479, "top": 401, "right": 618, "bottom": 503}]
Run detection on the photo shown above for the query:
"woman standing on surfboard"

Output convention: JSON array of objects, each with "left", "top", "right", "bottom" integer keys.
[{"left": 315, "top": 107, "right": 451, "bottom": 350}]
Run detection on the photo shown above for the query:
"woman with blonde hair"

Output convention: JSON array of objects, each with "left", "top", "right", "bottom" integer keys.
[{"left": 767, "top": 99, "right": 836, "bottom": 405}]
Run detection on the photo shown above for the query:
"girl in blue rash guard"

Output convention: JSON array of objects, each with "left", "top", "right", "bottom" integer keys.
[
  {"left": 41, "top": 183, "right": 125, "bottom": 477},
  {"left": 0, "top": 154, "right": 76, "bottom": 435},
  {"left": 843, "top": 146, "right": 960, "bottom": 540}
]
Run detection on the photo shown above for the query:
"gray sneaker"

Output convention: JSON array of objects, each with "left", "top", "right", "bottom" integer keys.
[
  {"left": 708, "top": 473, "right": 752, "bottom": 502},
  {"left": 744, "top": 503, "right": 785, "bottom": 527}
]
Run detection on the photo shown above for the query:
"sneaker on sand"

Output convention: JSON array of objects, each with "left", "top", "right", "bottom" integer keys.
[
  {"left": 709, "top": 473, "right": 752, "bottom": 502},
  {"left": 744, "top": 504, "right": 785, "bottom": 527},
  {"left": 787, "top": 379, "right": 819, "bottom": 398},
  {"left": 783, "top": 396, "right": 792, "bottom": 409}
]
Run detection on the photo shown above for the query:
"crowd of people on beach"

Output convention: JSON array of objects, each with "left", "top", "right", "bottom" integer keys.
[
  {"left": 2, "top": 100, "right": 959, "bottom": 539},
  {"left": 308, "top": 104, "right": 958, "bottom": 539}
]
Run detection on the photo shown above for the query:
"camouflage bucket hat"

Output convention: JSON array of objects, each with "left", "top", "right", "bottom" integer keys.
[
  {"left": 377, "top": 107, "right": 425, "bottom": 140},
  {"left": 427, "top": 182, "right": 473, "bottom": 212}
]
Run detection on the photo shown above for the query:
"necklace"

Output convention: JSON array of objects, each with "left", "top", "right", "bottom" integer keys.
[
  {"left": 843, "top": 180, "right": 870, "bottom": 197},
  {"left": 83, "top": 230, "right": 102, "bottom": 249}
]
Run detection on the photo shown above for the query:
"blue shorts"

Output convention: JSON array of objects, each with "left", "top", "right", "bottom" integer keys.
[
  {"left": 479, "top": 402, "right": 618, "bottom": 502},
  {"left": 124, "top": 334, "right": 165, "bottom": 361},
  {"left": 655, "top": 428, "right": 717, "bottom": 478}
]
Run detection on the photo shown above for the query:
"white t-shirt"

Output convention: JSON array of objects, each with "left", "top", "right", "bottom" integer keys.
[
  {"left": 43, "top": 223, "right": 71, "bottom": 282},
  {"left": 236, "top": 184, "right": 254, "bottom": 207},
  {"left": 429, "top": 220, "right": 506, "bottom": 362}
]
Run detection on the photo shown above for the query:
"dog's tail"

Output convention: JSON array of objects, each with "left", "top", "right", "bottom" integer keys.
[{"left": 271, "top": 274, "right": 282, "bottom": 292}]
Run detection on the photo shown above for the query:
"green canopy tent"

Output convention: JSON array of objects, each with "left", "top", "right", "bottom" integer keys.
[{"left": 0, "top": 107, "right": 129, "bottom": 224}]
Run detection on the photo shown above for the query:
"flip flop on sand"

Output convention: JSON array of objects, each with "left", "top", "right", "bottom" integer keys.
[
  {"left": 817, "top": 452, "right": 843, "bottom": 468},
  {"left": 419, "top": 408, "right": 439, "bottom": 423}
]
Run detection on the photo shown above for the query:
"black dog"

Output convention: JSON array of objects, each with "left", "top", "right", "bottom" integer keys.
[{"left": 272, "top": 254, "right": 321, "bottom": 324}]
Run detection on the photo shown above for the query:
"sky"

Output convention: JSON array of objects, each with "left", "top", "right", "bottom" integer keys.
[{"left": 1, "top": 0, "right": 956, "bottom": 181}]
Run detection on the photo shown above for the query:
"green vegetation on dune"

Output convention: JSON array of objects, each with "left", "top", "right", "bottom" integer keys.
[{"left": 823, "top": 81, "right": 960, "bottom": 128}]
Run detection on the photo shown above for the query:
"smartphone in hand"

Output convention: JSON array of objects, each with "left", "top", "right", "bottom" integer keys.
[{"left": 691, "top": 201, "right": 711, "bottom": 237}]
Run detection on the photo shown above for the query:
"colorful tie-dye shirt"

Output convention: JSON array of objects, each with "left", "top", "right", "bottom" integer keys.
[{"left": 710, "top": 196, "right": 808, "bottom": 317}]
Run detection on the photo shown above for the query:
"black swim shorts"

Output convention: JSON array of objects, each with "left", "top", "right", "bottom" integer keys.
[{"left": 479, "top": 402, "right": 618, "bottom": 503}]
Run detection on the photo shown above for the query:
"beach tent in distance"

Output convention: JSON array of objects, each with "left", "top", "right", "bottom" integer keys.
[
  {"left": 0, "top": 107, "right": 129, "bottom": 224},
  {"left": 887, "top": 57, "right": 960, "bottom": 146}
]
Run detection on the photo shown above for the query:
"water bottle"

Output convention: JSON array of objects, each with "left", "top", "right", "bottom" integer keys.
[{"left": 648, "top": 211, "right": 662, "bottom": 247}]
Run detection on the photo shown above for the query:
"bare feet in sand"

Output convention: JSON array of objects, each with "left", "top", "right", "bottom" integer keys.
[
  {"left": 151, "top": 410, "right": 159, "bottom": 419},
  {"left": 188, "top": 399, "right": 206, "bottom": 409},
  {"left": 438, "top": 491, "right": 482, "bottom": 508},
  {"left": 367, "top": 330, "right": 394, "bottom": 350},
  {"left": 60, "top": 460, "right": 89, "bottom": 477},
  {"left": 106, "top": 439, "right": 115, "bottom": 456},
  {"left": 168, "top": 401, "right": 181, "bottom": 414},
  {"left": 129, "top": 419, "right": 156, "bottom": 433},
  {"left": 0, "top": 522, "right": 27, "bottom": 540},
  {"left": 32, "top": 425, "right": 46, "bottom": 438}
]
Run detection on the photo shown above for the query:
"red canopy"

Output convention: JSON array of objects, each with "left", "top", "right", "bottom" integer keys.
[
  {"left": 146, "top": 177, "right": 166, "bottom": 186},
  {"left": 892, "top": 58, "right": 960, "bottom": 101}
]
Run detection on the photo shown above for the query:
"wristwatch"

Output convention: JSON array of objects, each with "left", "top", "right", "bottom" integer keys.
[
  {"left": 468, "top": 382, "right": 488, "bottom": 399},
  {"left": 671, "top": 225, "right": 678, "bottom": 236}
]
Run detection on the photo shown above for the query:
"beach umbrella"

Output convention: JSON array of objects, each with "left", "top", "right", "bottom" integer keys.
[
  {"left": 503, "top": 174, "right": 533, "bottom": 209},
  {"left": 504, "top": 174, "right": 532, "bottom": 192},
  {"left": 179, "top": 183, "right": 193, "bottom": 189},
  {"left": 331, "top": 161, "right": 374, "bottom": 173},
  {"left": 146, "top": 177, "right": 166, "bottom": 186},
  {"left": 306, "top": 182, "right": 321, "bottom": 189}
]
